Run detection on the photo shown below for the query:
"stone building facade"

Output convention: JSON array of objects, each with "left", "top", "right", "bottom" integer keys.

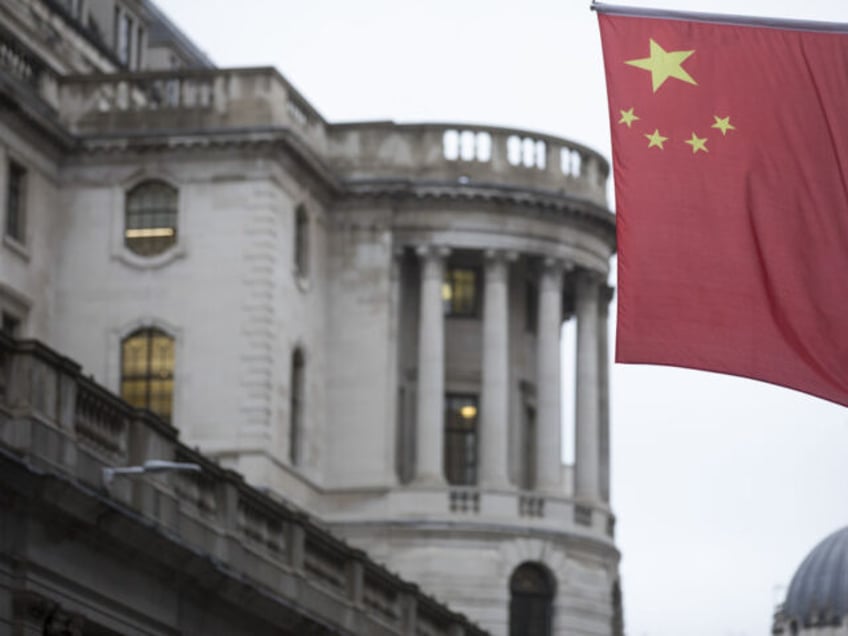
[
  {"left": 0, "top": 335, "right": 489, "bottom": 636},
  {"left": 0, "top": 1, "right": 621, "bottom": 634}
]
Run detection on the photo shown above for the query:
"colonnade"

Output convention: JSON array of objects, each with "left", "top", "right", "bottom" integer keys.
[{"left": 411, "top": 245, "right": 612, "bottom": 505}]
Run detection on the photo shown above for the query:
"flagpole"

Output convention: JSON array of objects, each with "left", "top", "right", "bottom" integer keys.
[{"left": 590, "top": 1, "right": 848, "bottom": 34}]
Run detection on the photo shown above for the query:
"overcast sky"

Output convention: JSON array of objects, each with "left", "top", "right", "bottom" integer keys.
[{"left": 155, "top": 1, "right": 848, "bottom": 634}]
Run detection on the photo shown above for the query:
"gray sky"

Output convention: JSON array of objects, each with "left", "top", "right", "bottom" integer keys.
[{"left": 155, "top": 1, "right": 848, "bottom": 633}]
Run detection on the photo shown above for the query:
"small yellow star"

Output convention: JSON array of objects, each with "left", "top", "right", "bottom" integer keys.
[
  {"left": 645, "top": 129, "right": 668, "bottom": 150},
  {"left": 626, "top": 39, "right": 697, "bottom": 93},
  {"left": 711, "top": 115, "right": 736, "bottom": 136},
  {"left": 684, "top": 132, "right": 708, "bottom": 154},
  {"left": 618, "top": 107, "right": 640, "bottom": 128}
]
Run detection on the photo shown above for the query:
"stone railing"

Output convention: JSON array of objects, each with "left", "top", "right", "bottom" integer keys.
[
  {"left": 0, "top": 333, "right": 487, "bottom": 636},
  {"left": 50, "top": 68, "right": 607, "bottom": 206},
  {"left": 322, "top": 484, "right": 615, "bottom": 543},
  {"left": 0, "top": 22, "right": 59, "bottom": 109},
  {"left": 57, "top": 66, "right": 328, "bottom": 153},
  {"left": 327, "top": 122, "right": 609, "bottom": 206}
]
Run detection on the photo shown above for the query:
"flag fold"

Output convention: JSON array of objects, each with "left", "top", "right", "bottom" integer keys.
[{"left": 598, "top": 8, "right": 848, "bottom": 406}]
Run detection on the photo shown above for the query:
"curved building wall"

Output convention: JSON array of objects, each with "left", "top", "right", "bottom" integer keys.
[{"left": 316, "top": 123, "right": 617, "bottom": 634}]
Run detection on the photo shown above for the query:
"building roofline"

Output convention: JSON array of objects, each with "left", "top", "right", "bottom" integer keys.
[{"left": 142, "top": 0, "right": 215, "bottom": 69}]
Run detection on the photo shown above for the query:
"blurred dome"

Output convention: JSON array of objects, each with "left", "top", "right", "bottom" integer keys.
[{"left": 783, "top": 526, "right": 848, "bottom": 625}]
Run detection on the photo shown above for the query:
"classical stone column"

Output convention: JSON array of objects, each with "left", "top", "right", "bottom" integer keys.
[
  {"left": 535, "top": 259, "right": 564, "bottom": 492},
  {"left": 479, "top": 250, "right": 512, "bottom": 488},
  {"left": 414, "top": 245, "right": 449, "bottom": 485},
  {"left": 575, "top": 269, "right": 602, "bottom": 503},
  {"left": 598, "top": 284, "right": 615, "bottom": 505}
]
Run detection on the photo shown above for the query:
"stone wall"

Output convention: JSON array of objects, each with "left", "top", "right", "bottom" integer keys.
[{"left": 0, "top": 333, "right": 488, "bottom": 635}]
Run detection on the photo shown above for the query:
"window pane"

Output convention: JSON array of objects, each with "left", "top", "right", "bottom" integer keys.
[
  {"left": 122, "top": 334, "right": 149, "bottom": 376},
  {"left": 120, "top": 328, "right": 175, "bottom": 422},
  {"left": 125, "top": 181, "right": 178, "bottom": 256},
  {"left": 444, "top": 394, "right": 478, "bottom": 485},
  {"left": 120, "top": 379, "right": 148, "bottom": 409},
  {"left": 148, "top": 378, "right": 173, "bottom": 419},
  {"left": 444, "top": 268, "right": 479, "bottom": 317}
]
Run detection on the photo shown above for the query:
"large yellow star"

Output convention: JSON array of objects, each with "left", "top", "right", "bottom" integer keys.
[
  {"left": 618, "top": 107, "right": 640, "bottom": 128},
  {"left": 645, "top": 129, "right": 668, "bottom": 150},
  {"left": 626, "top": 39, "right": 697, "bottom": 93},
  {"left": 684, "top": 132, "right": 708, "bottom": 153},
  {"left": 711, "top": 115, "right": 736, "bottom": 136}
]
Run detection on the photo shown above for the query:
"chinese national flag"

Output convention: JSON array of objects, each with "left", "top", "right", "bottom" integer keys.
[{"left": 598, "top": 6, "right": 848, "bottom": 407}]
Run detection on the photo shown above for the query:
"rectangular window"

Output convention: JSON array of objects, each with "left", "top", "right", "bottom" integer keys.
[
  {"left": 520, "top": 404, "right": 536, "bottom": 490},
  {"left": 444, "top": 394, "right": 478, "bottom": 485},
  {"left": 289, "top": 349, "right": 305, "bottom": 465},
  {"left": 5, "top": 160, "right": 26, "bottom": 243},
  {"left": 136, "top": 24, "right": 145, "bottom": 69},
  {"left": 1, "top": 312, "right": 20, "bottom": 337},
  {"left": 442, "top": 268, "right": 480, "bottom": 317},
  {"left": 115, "top": 8, "right": 132, "bottom": 66}
]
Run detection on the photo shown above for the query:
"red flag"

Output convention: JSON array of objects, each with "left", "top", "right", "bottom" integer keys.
[{"left": 597, "top": 6, "right": 848, "bottom": 406}]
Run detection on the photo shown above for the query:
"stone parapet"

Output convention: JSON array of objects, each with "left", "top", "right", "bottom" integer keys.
[
  {"left": 329, "top": 122, "right": 608, "bottom": 207},
  {"left": 0, "top": 332, "right": 488, "bottom": 636},
  {"left": 316, "top": 486, "right": 617, "bottom": 545},
  {"left": 49, "top": 67, "right": 608, "bottom": 207}
]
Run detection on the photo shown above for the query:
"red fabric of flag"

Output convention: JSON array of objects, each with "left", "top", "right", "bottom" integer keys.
[{"left": 598, "top": 9, "right": 848, "bottom": 406}]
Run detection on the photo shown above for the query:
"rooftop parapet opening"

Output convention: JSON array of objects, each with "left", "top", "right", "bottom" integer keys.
[
  {"left": 329, "top": 122, "right": 609, "bottom": 207},
  {"left": 57, "top": 67, "right": 328, "bottom": 152}
]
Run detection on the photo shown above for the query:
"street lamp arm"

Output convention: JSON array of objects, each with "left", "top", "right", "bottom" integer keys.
[{"left": 102, "top": 460, "right": 202, "bottom": 488}]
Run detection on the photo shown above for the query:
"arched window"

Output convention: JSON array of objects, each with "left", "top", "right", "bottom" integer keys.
[
  {"left": 120, "top": 328, "right": 175, "bottom": 422},
  {"left": 509, "top": 562, "right": 555, "bottom": 636},
  {"left": 294, "top": 205, "right": 309, "bottom": 278},
  {"left": 289, "top": 348, "right": 305, "bottom": 465},
  {"left": 125, "top": 180, "right": 178, "bottom": 256}
]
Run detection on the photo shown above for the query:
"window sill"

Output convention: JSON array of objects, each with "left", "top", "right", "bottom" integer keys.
[
  {"left": 3, "top": 234, "right": 30, "bottom": 262},
  {"left": 112, "top": 243, "right": 186, "bottom": 270}
]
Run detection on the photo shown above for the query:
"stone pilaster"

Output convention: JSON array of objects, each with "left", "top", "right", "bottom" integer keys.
[
  {"left": 414, "top": 245, "right": 450, "bottom": 485},
  {"left": 535, "top": 258, "right": 564, "bottom": 492},
  {"left": 479, "top": 250, "right": 514, "bottom": 488}
]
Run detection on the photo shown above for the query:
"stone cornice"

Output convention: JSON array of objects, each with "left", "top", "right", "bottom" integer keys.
[
  {"left": 66, "top": 130, "right": 616, "bottom": 248},
  {"left": 73, "top": 127, "right": 344, "bottom": 201},
  {"left": 340, "top": 178, "right": 616, "bottom": 246},
  {"left": 330, "top": 518, "right": 621, "bottom": 564}
]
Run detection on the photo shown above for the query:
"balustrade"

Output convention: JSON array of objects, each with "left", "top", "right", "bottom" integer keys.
[
  {"left": 58, "top": 67, "right": 327, "bottom": 152},
  {"left": 304, "top": 536, "right": 348, "bottom": 595},
  {"left": 238, "top": 499, "right": 286, "bottom": 555},
  {"left": 75, "top": 378, "right": 129, "bottom": 462},
  {"left": 0, "top": 335, "right": 486, "bottom": 636},
  {"left": 449, "top": 488, "right": 481, "bottom": 514},
  {"left": 363, "top": 569, "right": 402, "bottom": 626}
]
